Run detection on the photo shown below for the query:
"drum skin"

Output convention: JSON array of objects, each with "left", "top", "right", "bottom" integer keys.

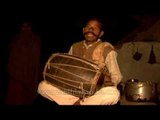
[{"left": 43, "top": 53, "right": 104, "bottom": 98}]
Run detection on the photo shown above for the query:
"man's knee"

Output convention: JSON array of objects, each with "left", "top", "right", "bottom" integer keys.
[{"left": 102, "top": 87, "right": 120, "bottom": 105}]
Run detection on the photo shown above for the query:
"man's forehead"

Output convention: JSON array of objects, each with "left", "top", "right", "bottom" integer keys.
[
  {"left": 87, "top": 20, "right": 101, "bottom": 24},
  {"left": 86, "top": 20, "right": 102, "bottom": 29}
]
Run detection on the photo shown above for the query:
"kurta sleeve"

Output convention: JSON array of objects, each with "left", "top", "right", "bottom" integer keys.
[
  {"left": 68, "top": 46, "right": 73, "bottom": 55},
  {"left": 105, "top": 50, "right": 123, "bottom": 86}
]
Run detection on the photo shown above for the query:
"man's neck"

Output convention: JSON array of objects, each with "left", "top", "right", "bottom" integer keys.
[{"left": 84, "top": 39, "right": 101, "bottom": 46}]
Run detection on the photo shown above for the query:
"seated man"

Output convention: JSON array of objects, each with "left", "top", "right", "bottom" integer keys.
[{"left": 36, "top": 17, "right": 122, "bottom": 105}]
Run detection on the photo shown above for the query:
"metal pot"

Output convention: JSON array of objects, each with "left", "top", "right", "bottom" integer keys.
[{"left": 124, "top": 79, "right": 158, "bottom": 102}]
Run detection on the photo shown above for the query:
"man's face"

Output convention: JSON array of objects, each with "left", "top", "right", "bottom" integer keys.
[{"left": 83, "top": 20, "right": 104, "bottom": 44}]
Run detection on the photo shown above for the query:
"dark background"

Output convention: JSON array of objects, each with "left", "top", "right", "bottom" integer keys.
[
  {"left": 1, "top": 13, "right": 140, "bottom": 51},
  {"left": 1, "top": 2, "right": 159, "bottom": 54}
]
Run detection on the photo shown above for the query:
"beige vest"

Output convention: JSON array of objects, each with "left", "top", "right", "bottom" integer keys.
[{"left": 71, "top": 40, "right": 115, "bottom": 88}]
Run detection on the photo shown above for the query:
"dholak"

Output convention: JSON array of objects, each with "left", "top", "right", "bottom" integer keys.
[{"left": 43, "top": 53, "right": 104, "bottom": 98}]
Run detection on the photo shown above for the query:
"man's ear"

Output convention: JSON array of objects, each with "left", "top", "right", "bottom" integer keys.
[
  {"left": 99, "top": 31, "right": 104, "bottom": 37},
  {"left": 82, "top": 27, "right": 85, "bottom": 34}
]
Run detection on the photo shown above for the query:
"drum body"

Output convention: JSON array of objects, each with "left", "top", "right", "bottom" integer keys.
[{"left": 43, "top": 53, "right": 104, "bottom": 98}]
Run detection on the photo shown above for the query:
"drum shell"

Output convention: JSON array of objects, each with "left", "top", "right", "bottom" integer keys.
[{"left": 43, "top": 53, "right": 104, "bottom": 98}]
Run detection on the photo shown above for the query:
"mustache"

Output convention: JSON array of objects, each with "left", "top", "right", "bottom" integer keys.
[{"left": 83, "top": 32, "right": 97, "bottom": 37}]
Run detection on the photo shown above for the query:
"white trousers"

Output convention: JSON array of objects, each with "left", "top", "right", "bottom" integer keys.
[{"left": 38, "top": 80, "right": 120, "bottom": 105}]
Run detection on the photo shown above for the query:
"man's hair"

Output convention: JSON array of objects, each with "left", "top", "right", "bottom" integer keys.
[{"left": 84, "top": 17, "right": 104, "bottom": 31}]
